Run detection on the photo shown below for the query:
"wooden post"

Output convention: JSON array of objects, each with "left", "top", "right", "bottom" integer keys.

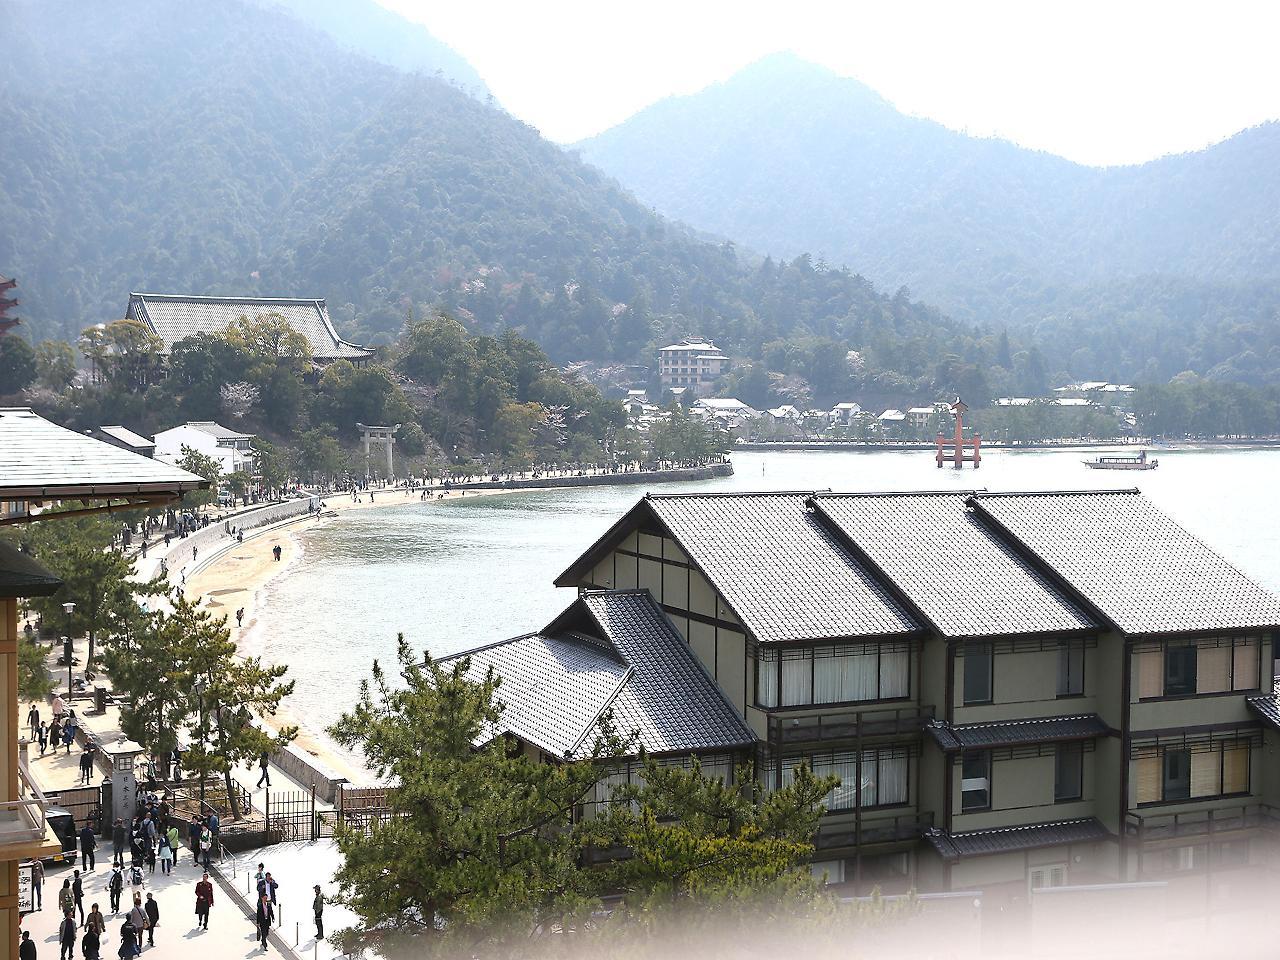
[
  {"left": 310, "top": 783, "right": 316, "bottom": 842},
  {"left": 935, "top": 431, "right": 945, "bottom": 468},
  {"left": 972, "top": 433, "right": 981, "bottom": 469}
]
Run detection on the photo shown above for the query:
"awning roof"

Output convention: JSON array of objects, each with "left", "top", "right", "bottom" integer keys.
[
  {"left": 926, "top": 714, "right": 1112, "bottom": 752},
  {"left": 0, "top": 540, "right": 62, "bottom": 598},
  {"left": 925, "top": 817, "right": 1113, "bottom": 861},
  {"left": 0, "top": 408, "right": 207, "bottom": 500}
]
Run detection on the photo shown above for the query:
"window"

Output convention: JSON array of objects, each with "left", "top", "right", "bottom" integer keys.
[
  {"left": 1138, "top": 637, "right": 1262, "bottom": 699},
  {"left": 963, "top": 642, "right": 993, "bottom": 705},
  {"left": 779, "top": 748, "right": 909, "bottom": 810},
  {"left": 1162, "top": 749, "right": 1191, "bottom": 801},
  {"left": 1054, "top": 743, "right": 1083, "bottom": 801},
  {"left": 961, "top": 752, "right": 991, "bottom": 811},
  {"left": 757, "top": 643, "right": 911, "bottom": 708},
  {"left": 1057, "top": 642, "right": 1085, "bottom": 697},
  {"left": 1029, "top": 864, "right": 1068, "bottom": 891},
  {"left": 1164, "top": 645, "right": 1197, "bottom": 696}
]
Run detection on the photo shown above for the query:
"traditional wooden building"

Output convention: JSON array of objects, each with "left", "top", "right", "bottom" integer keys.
[
  {"left": 453, "top": 487, "right": 1280, "bottom": 898},
  {"left": 124, "top": 292, "right": 372, "bottom": 364}
]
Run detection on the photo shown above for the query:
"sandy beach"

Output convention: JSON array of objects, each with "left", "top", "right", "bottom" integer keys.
[{"left": 181, "top": 485, "right": 519, "bottom": 783}]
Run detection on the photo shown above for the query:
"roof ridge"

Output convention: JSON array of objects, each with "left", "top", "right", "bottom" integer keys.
[
  {"left": 566, "top": 666, "right": 634, "bottom": 758},
  {"left": 972, "top": 488, "right": 1141, "bottom": 499},
  {"left": 952, "top": 817, "right": 1098, "bottom": 838},
  {"left": 951, "top": 714, "right": 1097, "bottom": 730},
  {"left": 646, "top": 489, "right": 826, "bottom": 500},
  {"left": 130, "top": 292, "right": 325, "bottom": 306},
  {"left": 813, "top": 490, "right": 984, "bottom": 499},
  {"left": 434, "top": 633, "right": 533, "bottom": 663}
]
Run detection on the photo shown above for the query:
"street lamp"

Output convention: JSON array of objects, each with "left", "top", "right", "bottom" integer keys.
[
  {"left": 62, "top": 601, "right": 76, "bottom": 698},
  {"left": 194, "top": 677, "right": 208, "bottom": 810}
]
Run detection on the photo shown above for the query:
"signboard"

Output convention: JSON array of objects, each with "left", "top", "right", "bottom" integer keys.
[{"left": 17, "top": 862, "right": 33, "bottom": 913}]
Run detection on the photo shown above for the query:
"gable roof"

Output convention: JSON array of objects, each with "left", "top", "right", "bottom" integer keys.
[
  {"left": 441, "top": 590, "right": 754, "bottom": 758},
  {"left": 811, "top": 493, "right": 1096, "bottom": 638},
  {"left": 641, "top": 494, "right": 919, "bottom": 644},
  {"left": 160, "top": 421, "right": 253, "bottom": 442},
  {"left": 126, "top": 293, "right": 371, "bottom": 361},
  {"left": 97, "top": 425, "right": 155, "bottom": 450},
  {"left": 0, "top": 408, "right": 207, "bottom": 500},
  {"left": 971, "top": 490, "right": 1280, "bottom": 635}
]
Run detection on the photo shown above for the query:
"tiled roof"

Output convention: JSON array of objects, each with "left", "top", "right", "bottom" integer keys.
[
  {"left": 812, "top": 493, "right": 1096, "bottom": 638},
  {"left": 97, "top": 425, "right": 154, "bottom": 449},
  {"left": 441, "top": 590, "right": 755, "bottom": 758},
  {"left": 926, "top": 714, "right": 1111, "bottom": 752},
  {"left": 1246, "top": 689, "right": 1280, "bottom": 732},
  {"left": 126, "top": 293, "right": 371, "bottom": 361},
  {"left": 0, "top": 408, "right": 208, "bottom": 499},
  {"left": 181, "top": 422, "right": 253, "bottom": 442},
  {"left": 576, "top": 591, "right": 756, "bottom": 754},
  {"left": 971, "top": 491, "right": 1280, "bottom": 635},
  {"left": 0, "top": 540, "right": 62, "bottom": 599},
  {"left": 645, "top": 494, "right": 919, "bottom": 644},
  {"left": 925, "top": 817, "right": 1112, "bottom": 861}
]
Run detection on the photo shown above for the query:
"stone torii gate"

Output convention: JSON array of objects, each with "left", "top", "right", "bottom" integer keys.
[{"left": 356, "top": 422, "right": 401, "bottom": 480}]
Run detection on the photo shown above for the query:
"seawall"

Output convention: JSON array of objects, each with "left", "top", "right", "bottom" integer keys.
[{"left": 442, "top": 461, "right": 733, "bottom": 490}]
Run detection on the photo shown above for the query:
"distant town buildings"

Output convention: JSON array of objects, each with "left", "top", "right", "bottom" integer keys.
[
  {"left": 658, "top": 337, "right": 729, "bottom": 396},
  {"left": 124, "top": 292, "right": 373, "bottom": 364},
  {"left": 154, "top": 421, "right": 256, "bottom": 474}
]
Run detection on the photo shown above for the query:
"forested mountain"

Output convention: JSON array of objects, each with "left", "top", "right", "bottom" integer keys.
[
  {"left": 0, "top": 0, "right": 1007, "bottom": 407},
  {"left": 576, "top": 53, "right": 1280, "bottom": 384}
]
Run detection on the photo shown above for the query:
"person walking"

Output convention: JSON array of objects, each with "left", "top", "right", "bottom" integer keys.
[
  {"left": 235, "top": 607, "right": 244, "bottom": 628},
  {"left": 62, "top": 713, "right": 76, "bottom": 754},
  {"left": 127, "top": 894, "right": 146, "bottom": 939},
  {"left": 194, "top": 872, "right": 213, "bottom": 930},
  {"left": 256, "top": 871, "right": 278, "bottom": 909},
  {"left": 111, "top": 818, "right": 126, "bottom": 867},
  {"left": 19, "top": 930, "right": 36, "bottom": 960},
  {"left": 27, "top": 703, "right": 39, "bottom": 741},
  {"left": 312, "top": 885, "right": 324, "bottom": 940},
  {"left": 80, "top": 822, "right": 97, "bottom": 870},
  {"left": 29, "top": 856, "right": 43, "bottom": 910},
  {"left": 255, "top": 751, "right": 270, "bottom": 788},
  {"left": 165, "top": 823, "right": 180, "bottom": 863},
  {"left": 107, "top": 866, "right": 123, "bottom": 914},
  {"left": 255, "top": 893, "right": 274, "bottom": 950},
  {"left": 158, "top": 830, "right": 173, "bottom": 875},
  {"left": 117, "top": 918, "right": 138, "bottom": 959},
  {"left": 143, "top": 893, "right": 159, "bottom": 947},
  {"left": 198, "top": 824, "right": 212, "bottom": 870},
  {"left": 37, "top": 720, "right": 47, "bottom": 755},
  {"left": 72, "top": 870, "right": 85, "bottom": 926},
  {"left": 187, "top": 817, "right": 201, "bottom": 866},
  {"left": 81, "top": 925, "right": 101, "bottom": 960},
  {"left": 48, "top": 719, "right": 61, "bottom": 756},
  {"left": 58, "top": 910, "right": 77, "bottom": 960},
  {"left": 57, "top": 878, "right": 74, "bottom": 917},
  {"left": 78, "top": 747, "right": 94, "bottom": 786},
  {"left": 86, "top": 902, "right": 106, "bottom": 940}
]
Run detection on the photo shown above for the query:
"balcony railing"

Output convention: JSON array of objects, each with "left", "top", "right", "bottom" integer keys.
[
  {"left": 815, "top": 810, "right": 935, "bottom": 851},
  {"left": 1124, "top": 802, "right": 1280, "bottom": 842},
  {"left": 0, "top": 760, "right": 50, "bottom": 850},
  {"left": 767, "top": 704, "right": 935, "bottom": 746}
]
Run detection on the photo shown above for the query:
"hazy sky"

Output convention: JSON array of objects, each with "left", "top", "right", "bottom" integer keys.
[{"left": 377, "top": 0, "right": 1279, "bottom": 167}]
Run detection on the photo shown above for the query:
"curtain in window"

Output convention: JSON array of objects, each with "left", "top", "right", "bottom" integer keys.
[
  {"left": 1135, "top": 755, "right": 1161, "bottom": 804},
  {"left": 875, "top": 753, "right": 908, "bottom": 806},
  {"left": 1137, "top": 651, "right": 1163, "bottom": 699},
  {"left": 1196, "top": 646, "right": 1231, "bottom": 694},
  {"left": 1190, "top": 750, "right": 1222, "bottom": 797},
  {"left": 813, "top": 647, "right": 842, "bottom": 704},
  {"left": 1233, "top": 640, "right": 1260, "bottom": 691},
  {"left": 781, "top": 650, "right": 812, "bottom": 706},
  {"left": 1223, "top": 745, "right": 1250, "bottom": 794},
  {"left": 880, "top": 649, "right": 909, "bottom": 699},
  {"left": 822, "top": 753, "right": 859, "bottom": 810},
  {"left": 758, "top": 653, "right": 778, "bottom": 708}
]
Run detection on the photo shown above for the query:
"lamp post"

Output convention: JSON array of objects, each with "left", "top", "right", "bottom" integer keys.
[
  {"left": 195, "top": 677, "right": 208, "bottom": 810},
  {"left": 62, "top": 601, "right": 76, "bottom": 698}
]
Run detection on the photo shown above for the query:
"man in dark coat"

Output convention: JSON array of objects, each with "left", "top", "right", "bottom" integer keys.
[
  {"left": 111, "top": 818, "right": 126, "bottom": 866},
  {"left": 255, "top": 893, "right": 274, "bottom": 949},
  {"left": 80, "top": 823, "right": 97, "bottom": 870},
  {"left": 194, "top": 872, "right": 213, "bottom": 930},
  {"left": 143, "top": 892, "right": 159, "bottom": 946},
  {"left": 18, "top": 930, "right": 36, "bottom": 960}
]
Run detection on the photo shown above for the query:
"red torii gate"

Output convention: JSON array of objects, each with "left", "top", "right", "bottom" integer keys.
[{"left": 936, "top": 398, "right": 981, "bottom": 469}]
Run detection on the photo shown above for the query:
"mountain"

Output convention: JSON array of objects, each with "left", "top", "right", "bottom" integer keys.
[
  {"left": 576, "top": 53, "right": 1280, "bottom": 384},
  {"left": 0, "top": 1, "right": 989, "bottom": 407},
  {"left": 260, "top": 0, "right": 490, "bottom": 96}
]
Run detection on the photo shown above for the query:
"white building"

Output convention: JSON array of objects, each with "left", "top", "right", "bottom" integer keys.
[
  {"left": 658, "top": 338, "right": 730, "bottom": 396},
  {"left": 906, "top": 406, "right": 938, "bottom": 430},
  {"left": 154, "top": 421, "right": 256, "bottom": 475},
  {"left": 829, "top": 401, "right": 862, "bottom": 425}
]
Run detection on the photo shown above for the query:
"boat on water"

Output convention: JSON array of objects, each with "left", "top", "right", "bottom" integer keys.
[{"left": 1084, "top": 450, "right": 1158, "bottom": 471}]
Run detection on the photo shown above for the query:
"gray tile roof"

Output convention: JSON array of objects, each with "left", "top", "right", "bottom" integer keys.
[
  {"left": 97, "top": 425, "right": 155, "bottom": 450},
  {"left": 926, "top": 714, "right": 1111, "bottom": 752},
  {"left": 576, "top": 590, "right": 756, "bottom": 754},
  {"left": 925, "top": 817, "right": 1112, "bottom": 861},
  {"left": 0, "top": 408, "right": 208, "bottom": 499},
  {"left": 1246, "top": 689, "right": 1280, "bottom": 732},
  {"left": 812, "top": 493, "right": 1096, "bottom": 638},
  {"left": 182, "top": 421, "right": 253, "bottom": 442},
  {"left": 126, "top": 293, "right": 372, "bottom": 361},
  {"left": 441, "top": 590, "right": 755, "bottom": 758},
  {"left": 645, "top": 494, "right": 919, "bottom": 643},
  {"left": 971, "top": 490, "right": 1280, "bottom": 635},
  {"left": 0, "top": 540, "right": 62, "bottom": 599}
]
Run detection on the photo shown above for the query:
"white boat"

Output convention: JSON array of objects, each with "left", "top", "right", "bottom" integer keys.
[{"left": 1084, "top": 450, "right": 1158, "bottom": 471}]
